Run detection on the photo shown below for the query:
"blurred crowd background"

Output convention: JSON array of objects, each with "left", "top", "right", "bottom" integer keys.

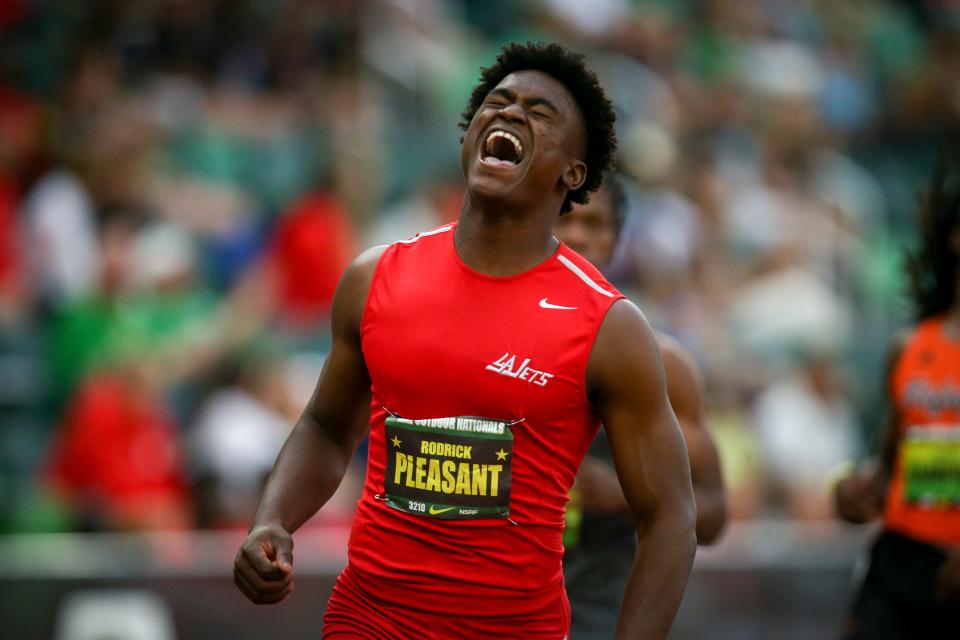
[{"left": 0, "top": 0, "right": 957, "bottom": 541}]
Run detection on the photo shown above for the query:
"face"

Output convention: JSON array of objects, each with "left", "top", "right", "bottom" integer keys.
[
  {"left": 460, "top": 70, "right": 587, "bottom": 212},
  {"left": 555, "top": 184, "right": 617, "bottom": 267}
]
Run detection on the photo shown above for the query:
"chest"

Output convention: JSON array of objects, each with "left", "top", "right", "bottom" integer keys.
[
  {"left": 362, "top": 263, "right": 594, "bottom": 423},
  {"left": 895, "top": 342, "right": 960, "bottom": 425}
]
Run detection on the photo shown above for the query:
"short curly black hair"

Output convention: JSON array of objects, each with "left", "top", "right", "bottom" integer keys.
[{"left": 459, "top": 42, "right": 617, "bottom": 214}]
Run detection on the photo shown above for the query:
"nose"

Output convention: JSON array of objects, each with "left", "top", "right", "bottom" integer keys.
[{"left": 499, "top": 102, "right": 526, "bottom": 125}]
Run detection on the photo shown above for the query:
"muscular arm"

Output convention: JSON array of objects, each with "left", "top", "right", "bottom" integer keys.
[
  {"left": 575, "top": 334, "right": 727, "bottom": 544},
  {"left": 587, "top": 300, "right": 697, "bottom": 640},
  {"left": 234, "top": 245, "right": 385, "bottom": 604},
  {"left": 658, "top": 335, "right": 727, "bottom": 544}
]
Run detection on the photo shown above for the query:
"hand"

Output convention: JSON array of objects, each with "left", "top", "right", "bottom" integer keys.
[
  {"left": 833, "top": 471, "right": 883, "bottom": 524},
  {"left": 234, "top": 524, "right": 295, "bottom": 604},
  {"left": 936, "top": 548, "right": 960, "bottom": 605}
]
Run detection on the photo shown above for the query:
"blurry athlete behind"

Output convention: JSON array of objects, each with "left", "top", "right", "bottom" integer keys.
[
  {"left": 234, "top": 42, "right": 696, "bottom": 639},
  {"left": 557, "top": 176, "right": 727, "bottom": 638},
  {"left": 834, "top": 139, "right": 960, "bottom": 638}
]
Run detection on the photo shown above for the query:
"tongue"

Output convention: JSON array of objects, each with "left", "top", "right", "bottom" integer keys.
[{"left": 482, "top": 156, "right": 517, "bottom": 168}]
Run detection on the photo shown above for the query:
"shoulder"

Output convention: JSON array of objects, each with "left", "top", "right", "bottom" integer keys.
[
  {"left": 655, "top": 333, "right": 697, "bottom": 378},
  {"left": 596, "top": 298, "right": 651, "bottom": 339},
  {"left": 357, "top": 222, "right": 456, "bottom": 290},
  {"left": 555, "top": 244, "right": 622, "bottom": 301},
  {"left": 370, "top": 223, "right": 456, "bottom": 271},
  {"left": 655, "top": 332, "right": 702, "bottom": 392},
  {"left": 888, "top": 324, "right": 925, "bottom": 375},
  {"left": 588, "top": 299, "right": 662, "bottom": 394},
  {"left": 891, "top": 327, "right": 913, "bottom": 358},
  {"left": 345, "top": 220, "right": 457, "bottom": 284},
  {"left": 391, "top": 223, "right": 456, "bottom": 252},
  {"left": 654, "top": 332, "right": 706, "bottom": 422},
  {"left": 341, "top": 244, "right": 389, "bottom": 290},
  {"left": 910, "top": 316, "right": 948, "bottom": 343},
  {"left": 334, "top": 245, "right": 389, "bottom": 336}
]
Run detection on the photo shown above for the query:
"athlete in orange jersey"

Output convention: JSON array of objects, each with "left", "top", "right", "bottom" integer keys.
[
  {"left": 834, "top": 139, "right": 960, "bottom": 638},
  {"left": 556, "top": 176, "right": 727, "bottom": 638}
]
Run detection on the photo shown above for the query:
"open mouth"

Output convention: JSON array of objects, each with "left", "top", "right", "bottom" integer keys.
[{"left": 480, "top": 130, "right": 524, "bottom": 169}]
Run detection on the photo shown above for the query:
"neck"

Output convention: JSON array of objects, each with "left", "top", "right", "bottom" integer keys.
[{"left": 454, "top": 191, "right": 560, "bottom": 276}]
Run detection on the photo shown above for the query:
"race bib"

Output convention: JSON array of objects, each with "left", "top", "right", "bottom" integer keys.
[
  {"left": 903, "top": 424, "right": 960, "bottom": 509},
  {"left": 383, "top": 415, "right": 514, "bottom": 520}
]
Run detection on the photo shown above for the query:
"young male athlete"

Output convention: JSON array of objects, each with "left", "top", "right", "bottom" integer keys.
[
  {"left": 834, "top": 139, "right": 960, "bottom": 638},
  {"left": 233, "top": 42, "right": 696, "bottom": 639},
  {"left": 556, "top": 176, "right": 727, "bottom": 638}
]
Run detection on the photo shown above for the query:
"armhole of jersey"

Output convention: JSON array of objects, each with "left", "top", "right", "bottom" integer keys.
[
  {"left": 581, "top": 295, "right": 628, "bottom": 407},
  {"left": 359, "top": 245, "right": 392, "bottom": 347}
]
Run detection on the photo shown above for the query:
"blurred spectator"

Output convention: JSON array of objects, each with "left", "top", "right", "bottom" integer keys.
[
  {"left": 364, "top": 173, "right": 462, "bottom": 246},
  {"left": 727, "top": 253, "right": 853, "bottom": 364},
  {"left": 55, "top": 220, "right": 226, "bottom": 394},
  {"left": 188, "top": 351, "right": 295, "bottom": 528},
  {"left": 0, "top": 175, "right": 21, "bottom": 318},
  {"left": 753, "top": 353, "right": 858, "bottom": 520},
  {"left": 0, "top": 83, "right": 44, "bottom": 318},
  {"left": 21, "top": 170, "right": 100, "bottom": 306},
  {"left": 47, "top": 215, "right": 138, "bottom": 400},
  {"left": 45, "top": 367, "right": 192, "bottom": 531},
  {"left": 264, "top": 190, "right": 357, "bottom": 329}
]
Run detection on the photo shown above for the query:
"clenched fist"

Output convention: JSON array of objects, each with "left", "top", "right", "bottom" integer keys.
[
  {"left": 234, "top": 524, "right": 295, "bottom": 604},
  {"left": 833, "top": 471, "right": 884, "bottom": 524}
]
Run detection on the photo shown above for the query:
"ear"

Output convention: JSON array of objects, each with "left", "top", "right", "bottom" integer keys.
[{"left": 562, "top": 160, "right": 587, "bottom": 192}]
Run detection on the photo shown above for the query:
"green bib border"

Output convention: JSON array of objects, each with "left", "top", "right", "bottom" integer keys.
[
  {"left": 383, "top": 414, "right": 516, "bottom": 521},
  {"left": 385, "top": 415, "right": 515, "bottom": 441}
]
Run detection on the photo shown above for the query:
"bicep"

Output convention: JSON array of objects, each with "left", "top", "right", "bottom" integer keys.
[{"left": 588, "top": 301, "right": 694, "bottom": 530}]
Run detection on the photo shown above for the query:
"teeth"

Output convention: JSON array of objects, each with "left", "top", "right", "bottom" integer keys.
[{"left": 485, "top": 130, "right": 523, "bottom": 158}]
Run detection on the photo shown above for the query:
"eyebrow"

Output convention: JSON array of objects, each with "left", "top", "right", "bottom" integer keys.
[{"left": 488, "top": 87, "right": 560, "bottom": 115}]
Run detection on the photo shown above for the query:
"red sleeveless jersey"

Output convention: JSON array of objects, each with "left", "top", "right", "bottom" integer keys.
[
  {"left": 343, "top": 222, "right": 624, "bottom": 618},
  {"left": 884, "top": 317, "right": 960, "bottom": 546}
]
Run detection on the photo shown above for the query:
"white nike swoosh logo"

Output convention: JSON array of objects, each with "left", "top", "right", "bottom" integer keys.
[{"left": 539, "top": 297, "right": 578, "bottom": 310}]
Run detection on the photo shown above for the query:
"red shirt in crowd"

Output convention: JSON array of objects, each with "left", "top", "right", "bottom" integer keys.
[{"left": 46, "top": 374, "right": 191, "bottom": 529}]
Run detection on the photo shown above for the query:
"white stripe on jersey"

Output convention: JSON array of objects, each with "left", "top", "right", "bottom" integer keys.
[
  {"left": 397, "top": 225, "right": 454, "bottom": 244},
  {"left": 556, "top": 254, "right": 615, "bottom": 298}
]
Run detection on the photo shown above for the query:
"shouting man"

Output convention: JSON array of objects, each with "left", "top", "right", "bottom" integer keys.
[{"left": 234, "top": 42, "right": 696, "bottom": 639}]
